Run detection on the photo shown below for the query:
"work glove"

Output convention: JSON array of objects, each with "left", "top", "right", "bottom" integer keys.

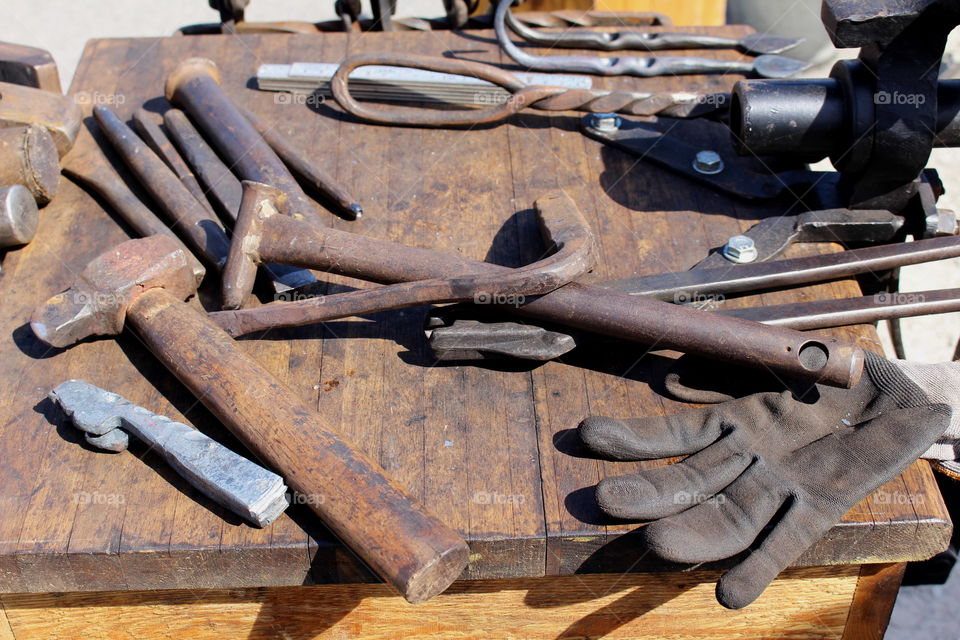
[{"left": 578, "top": 352, "right": 960, "bottom": 609}]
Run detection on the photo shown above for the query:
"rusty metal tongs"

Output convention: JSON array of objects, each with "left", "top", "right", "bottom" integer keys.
[
  {"left": 494, "top": 0, "right": 808, "bottom": 79},
  {"left": 213, "top": 184, "right": 596, "bottom": 334},
  {"left": 503, "top": 3, "right": 802, "bottom": 54},
  {"left": 331, "top": 53, "right": 731, "bottom": 127}
]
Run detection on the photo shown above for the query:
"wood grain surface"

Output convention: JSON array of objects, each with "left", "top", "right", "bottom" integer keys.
[
  {"left": 0, "top": 566, "right": 858, "bottom": 640},
  {"left": 0, "top": 26, "right": 949, "bottom": 593}
]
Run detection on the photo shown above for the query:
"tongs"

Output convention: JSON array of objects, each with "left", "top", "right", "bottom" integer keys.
[
  {"left": 503, "top": 5, "right": 802, "bottom": 55},
  {"left": 494, "top": 0, "right": 808, "bottom": 79},
  {"left": 331, "top": 53, "right": 731, "bottom": 127}
]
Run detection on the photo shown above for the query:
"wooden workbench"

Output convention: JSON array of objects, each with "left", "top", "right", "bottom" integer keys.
[{"left": 0, "top": 25, "right": 950, "bottom": 639}]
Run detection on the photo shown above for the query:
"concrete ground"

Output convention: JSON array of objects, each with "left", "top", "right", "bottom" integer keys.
[{"left": 2, "top": 1, "right": 958, "bottom": 636}]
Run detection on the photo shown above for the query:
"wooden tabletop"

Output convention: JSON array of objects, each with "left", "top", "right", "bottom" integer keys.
[{"left": 0, "top": 26, "right": 950, "bottom": 594}]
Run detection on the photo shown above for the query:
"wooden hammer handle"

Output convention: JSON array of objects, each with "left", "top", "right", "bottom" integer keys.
[{"left": 126, "top": 287, "right": 468, "bottom": 603}]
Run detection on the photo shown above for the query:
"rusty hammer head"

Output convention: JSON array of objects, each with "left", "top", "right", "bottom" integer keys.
[
  {"left": 0, "top": 184, "right": 38, "bottom": 249},
  {"left": 221, "top": 180, "right": 288, "bottom": 310},
  {"left": 0, "top": 124, "right": 60, "bottom": 205},
  {"left": 31, "top": 235, "right": 198, "bottom": 348}
]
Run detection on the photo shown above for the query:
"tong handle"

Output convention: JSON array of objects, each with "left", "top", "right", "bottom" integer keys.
[{"left": 506, "top": 9, "right": 736, "bottom": 52}]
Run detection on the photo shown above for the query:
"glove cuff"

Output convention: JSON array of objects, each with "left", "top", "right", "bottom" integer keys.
[
  {"left": 864, "top": 353, "right": 933, "bottom": 409},
  {"left": 868, "top": 353, "right": 960, "bottom": 462}
]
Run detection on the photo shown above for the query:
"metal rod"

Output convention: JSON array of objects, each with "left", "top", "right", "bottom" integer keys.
[
  {"left": 600, "top": 235, "right": 960, "bottom": 301},
  {"left": 164, "top": 58, "right": 327, "bottom": 226},
  {"left": 723, "top": 288, "right": 960, "bottom": 330},
  {"left": 237, "top": 104, "right": 363, "bottom": 220},
  {"left": 93, "top": 104, "right": 231, "bottom": 269},
  {"left": 61, "top": 138, "right": 206, "bottom": 284},
  {"left": 207, "top": 212, "right": 865, "bottom": 388},
  {"left": 132, "top": 108, "right": 215, "bottom": 215},
  {"left": 162, "top": 108, "right": 243, "bottom": 224}
]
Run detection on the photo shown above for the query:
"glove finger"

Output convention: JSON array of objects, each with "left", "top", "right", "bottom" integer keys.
[
  {"left": 596, "top": 436, "right": 751, "bottom": 520},
  {"left": 579, "top": 405, "right": 730, "bottom": 460},
  {"left": 715, "top": 405, "right": 952, "bottom": 609},
  {"left": 643, "top": 460, "right": 786, "bottom": 564},
  {"left": 716, "top": 499, "right": 828, "bottom": 609}
]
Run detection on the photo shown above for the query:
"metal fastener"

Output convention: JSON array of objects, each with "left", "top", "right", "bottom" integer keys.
[
  {"left": 588, "top": 113, "right": 622, "bottom": 132},
  {"left": 693, "top": 150, "right": 724, "bottom": 175},
  {"left": 722, "top": 235, "right": 759, "bottom": 264}
]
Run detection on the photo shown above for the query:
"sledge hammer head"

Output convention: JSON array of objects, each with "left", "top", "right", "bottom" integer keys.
[{"left": 31, "top": 235, "right": 198, "bottom": 348}]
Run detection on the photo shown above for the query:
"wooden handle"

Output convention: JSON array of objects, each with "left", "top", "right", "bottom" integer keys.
[{"left": 126, "top": 288, "right": 469, "bottom": 603}]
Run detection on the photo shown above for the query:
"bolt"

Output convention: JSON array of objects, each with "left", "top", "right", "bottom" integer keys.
[
  {"left": 722, "top": 235, "right": 758, "bottom": 264},
  {"left": 925, "top": 209, "right": 959, "bottom": 237},
  {"left": 693, "top": 150, "right": 724, "bottom": 175},
  {"left": 589, "top": 113, "right": 621, "bottom": 132}
]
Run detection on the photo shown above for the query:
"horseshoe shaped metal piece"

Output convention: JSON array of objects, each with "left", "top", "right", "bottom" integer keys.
[{"left": 212, "top": 184, "right": 597, "bottom": 333}]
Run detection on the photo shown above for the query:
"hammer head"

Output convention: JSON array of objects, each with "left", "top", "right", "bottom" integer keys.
[
  {"left": 221, "top": 180, "right": 288, "bottom": 310},
  {"left": 0, "top": 184, "right": 39, "bottom": 248},
  {"left": 31, "top": 235, "right": 198, "bottom": 348}
]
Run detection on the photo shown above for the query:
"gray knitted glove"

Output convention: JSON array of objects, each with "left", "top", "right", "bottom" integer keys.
[{"left": 578, "top": 353, "right": 958, "bottom": 609}]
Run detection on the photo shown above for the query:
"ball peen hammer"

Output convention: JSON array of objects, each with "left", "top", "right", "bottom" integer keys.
[{"left": 30, "top": 235, "right": 469, "bottom": 604}]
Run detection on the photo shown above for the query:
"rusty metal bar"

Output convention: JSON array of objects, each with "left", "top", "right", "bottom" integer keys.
[
  {"left": 724, "top": 288, "right": 960, "bottom": 330},
  {"left": 219, "top": 183, "right": 596, "bottom": 314},
  {"left": 164, "top": 58, "right": 326, "bottom": 226},
  {"left": 93, "top": 104, "right": 231, "bottom": 269},
  {"left": 162, "top": 108, "right": 243, "bottom": 224},
  {"left": 601, "top": 235, "right": 960, "bottom": 300},
  {"left": 237, "top": 105, "right": 363, "bottom": 220},
  {"left": 207, "top": 209, "right": 865, "bottom": 388}
]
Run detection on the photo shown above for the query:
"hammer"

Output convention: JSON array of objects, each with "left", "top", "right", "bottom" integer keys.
[
  {"left": 0, "top": 184, "right": 39, "bottom": 251},
  {"left": 0, "top": 41, "right": 61, "bottom": 93},
  {"left": 30, "top": 235, "right": 468, "bottom": 604},
  {"left": 0, "top": 80, "right": 80, "bottom": 157},
  {"left": 0, "top": 124, "right": 61, "bottom": 205}
]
